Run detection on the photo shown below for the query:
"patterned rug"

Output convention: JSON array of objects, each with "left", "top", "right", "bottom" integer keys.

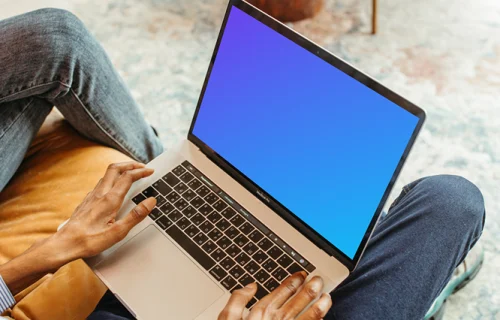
[{"left": 5, "top": 0, "right": 500, "bottom": 318}]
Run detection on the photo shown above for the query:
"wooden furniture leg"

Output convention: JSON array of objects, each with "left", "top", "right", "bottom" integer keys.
[{"left": 372, "top": 0, "right": 377, "bottom": 34}]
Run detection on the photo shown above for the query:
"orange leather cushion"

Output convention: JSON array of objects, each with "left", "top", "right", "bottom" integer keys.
[{"left": 0, "top": 111, "right": 131, "bottom": 319}]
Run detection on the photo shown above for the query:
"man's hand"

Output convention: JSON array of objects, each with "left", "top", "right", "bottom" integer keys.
[
  {"left": 0, "top": 161, "right": 155, "bottom": 295},
  {"left": 218, "top": 272, "right": 332, "bottom": 320},
  {"left": 55, "top": 161, "right": 156, "bottom": 259}
]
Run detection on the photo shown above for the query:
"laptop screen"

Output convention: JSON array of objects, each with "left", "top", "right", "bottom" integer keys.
[{"left": 191, "top": 6, "right": 419, "bottom": 259}]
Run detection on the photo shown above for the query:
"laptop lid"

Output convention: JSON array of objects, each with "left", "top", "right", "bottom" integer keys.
[{"left": 188, "top": 0, "right": 425, "bottom": 271}]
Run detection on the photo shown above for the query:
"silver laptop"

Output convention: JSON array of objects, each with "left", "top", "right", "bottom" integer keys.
[{"left": 87, "top": 1, "right": 425, "bottom": 319}]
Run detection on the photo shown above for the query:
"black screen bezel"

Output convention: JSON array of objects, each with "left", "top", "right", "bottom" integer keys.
[{"left": 187, "top": 0, "right": 426, "bottom": 271}]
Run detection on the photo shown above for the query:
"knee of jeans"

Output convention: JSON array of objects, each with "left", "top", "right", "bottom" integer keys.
[
  {"left": 418, "top": 175, "right": 485, "bottom": 227},
  {"left": 25, "top": 9, "right": 93, "bottom": 62}
]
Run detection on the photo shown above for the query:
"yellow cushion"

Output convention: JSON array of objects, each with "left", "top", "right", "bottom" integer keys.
[{"left": 0, "top": 111, "right": 131, "bottom": 319}]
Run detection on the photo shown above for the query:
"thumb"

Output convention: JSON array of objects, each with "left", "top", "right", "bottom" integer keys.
[
  {"left": 119, "top": 197, "right": 156, "bottom": 232},
  {"left": 218, "top": 283, "right": 257, "bottom": 320}
]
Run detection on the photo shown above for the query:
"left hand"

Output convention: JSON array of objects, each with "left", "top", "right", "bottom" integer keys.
[{"left": 54, "top": 161, "right": 156, "bottom": 260}]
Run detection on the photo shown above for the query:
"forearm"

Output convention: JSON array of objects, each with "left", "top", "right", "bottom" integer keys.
[{"left": 0, "top": 233, "right": 78, "bottom": 296}]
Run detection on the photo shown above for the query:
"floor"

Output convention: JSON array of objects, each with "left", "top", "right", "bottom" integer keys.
[{"left": 1, "top": 0, "right": 499, "bottom": 319}]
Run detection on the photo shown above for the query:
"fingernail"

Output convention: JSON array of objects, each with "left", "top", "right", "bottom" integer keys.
[
  {"left": 245, "top": 282, "right": 256, "bottom": 289},
  {"left": 318, "top": 293, "right": 332, "bottom": 308},
  {"left": 300, "top": 271, "right": 307, "bottom": 278}
]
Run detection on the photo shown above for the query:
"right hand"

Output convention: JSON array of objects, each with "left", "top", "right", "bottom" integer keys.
[{"left": 218, "top": 272, "right": 332, "bottom": 320}]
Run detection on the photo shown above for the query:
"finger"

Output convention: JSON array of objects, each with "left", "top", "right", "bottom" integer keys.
[
  {"left": 110, "top": 167, "right": 155, "bottom": 199},
  {"left": 98, "top": 162, "right": 145, "bottom": 193},
  {"left": 218, "top": 283, "right": 257, "bottom": 320},
  {"left": 279, "top": 276, "right": 324, "bottom": 319},
  {"left": 296, "top": 293, "right": 332, "bottom": 320},
  {"left": 116, "top": 197, "right": 156, "bottom": 233},
  {"left": 253, "top": 271, "right": 307, "bottom": 311}
]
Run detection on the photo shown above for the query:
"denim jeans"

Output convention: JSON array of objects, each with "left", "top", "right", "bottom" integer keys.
[{"left": 0, "top": 9, "right": 485, "bottom": 320}]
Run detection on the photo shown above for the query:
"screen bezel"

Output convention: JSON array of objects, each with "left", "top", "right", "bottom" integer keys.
[{"left": 187, "top": 0, "right": 426, "bottom": 271}]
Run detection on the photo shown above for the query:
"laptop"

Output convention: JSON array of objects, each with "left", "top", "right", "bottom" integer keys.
[{"left": 87, "top": 1, "right": 425, "bottom": 319}]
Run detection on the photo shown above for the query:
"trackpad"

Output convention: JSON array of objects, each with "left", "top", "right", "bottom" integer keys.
[{"left": 96, "top": 225, "right": 224, "bottom": 320}]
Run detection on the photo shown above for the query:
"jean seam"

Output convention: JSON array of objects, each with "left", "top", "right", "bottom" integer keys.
[
  {"left": 69, "top": 89, "right": 143, "bottom": 162},
  {"left": 0, "top": 80, "right": 70, "bottom": 103},
  {"left": 0, "top": 98, "right": 35, "bottom": 140}
]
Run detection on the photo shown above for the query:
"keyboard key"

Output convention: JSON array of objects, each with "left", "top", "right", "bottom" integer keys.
[
  {"left": 244, "top": 261, "right": 260, "bottom": 275},
  {"left": 257, "top": 238, "right": 273, "bottom": 251},
  {"left": 210, "top": 248, "right": 227, "bottom": 262},
  {"left": 194, "top": 233, "right": 209, "bottom": 246},
  {"left": 204, "top": 193, "right": 219, "bottom": 205},
  {"left": 163, "top": 172, "right": 180, "bottom": 187},
  {"left": 174, "top": 198, "right": 189, "bottom": 211},
  {"left": 179, "top": 172, "right": 194, "bottom": 183},
  {"left": 252, "top": 250, "right": 268, "bottom": 264},
  {"left": 268, "top": 246, "right": 284, "bottom": 259},
  {"left": 221, "top": 207, "right": 236, "bottom": 220},
  {"left": 235, "top": 252, "right": 251, "bottom": 266},
  {"left": 166, "top": 191, "right": 181, "bottom": 203},
  {"left": 207, "top": 229, "right": 223, "bottom": 242},
  {"left": 234, "top": 234, "right": 249, "bottom": 247},
  {"left": 155, "top": 195, "right": 166, "bottom": 208},
  {"left": 196, "top": 185, "right": 211, "bottom": 197},
  {"left": 190, "top": 196, "right": 205, "bottom": 209},
  {"left": 213, "top": 200, "right": 228, "bottom": 212},
  {"left": 172, "top": 165, "right": 186, "bottom": 176},
  {"left": 229, "top": 265, "right": 245, "bottom": 280},
  {"left": 271, "top": 267, "right": 288, "bottom": 282},
  {"left": 165, "top": 225, "right": 215, "bottom": 270},
  {"left": 242, "top": 243, "right": 258, "bottom": 256},
  {"left": 190, "top": 213, "right": 205, "bottom": 226},
  {"left": 255, "top": 269, "right": 271, "bottom": 283},
  {"left": 225, "top": 244, "right": 241, "bottom": 258},
  {"left": 230, "top": 215, "right": 245, "bottom": 227},
  {"left": 200, "top": 220, "right": 214, "bottom": 234},
  {"left": 142, "top": 186, "right": 158, "bottom": 198},
  {"left": 152, "top": 179, "right": 172, "bottom": 196},
  {"left": 177, "top": 217, "right": 191, "bottom": 230},
  {"left": 277, "top": 254, "right": 293, "bottom": 268},
  {"left": 174, "top": 182, "right": 188, "bottom": 194},
  {"left": 255, "top": 284, "right": 270, "bottom": 300},
  {"left": 287, "top": 263, "right": 305, "bottom": 275},
  {"left": 188, "top": 178, "right": 202, "bottom": 191},
  {"left": 185, "top": 225, "right": 200, "bottom": 238},
  {"left": 221, "top": 275, "right": 238, "bottom": 291},
  {"left": 224, "top": 226, "right": 240, "bottom": 240},
  {"left": 209, "top": 265, "right": 227, "bottom": 281},
  {"left": 207, "top": 211, "right": 222, "bottom": 224},
  {"left": 239, "top": 222, "right": 255, "bottom": 235},
  {"left": 216, "top": 218, "right": 231, "bottom": 232},
  {"left": 239, "top": 274, "right": 255, "bottom": 287},
  {"left": 198, "top": 203, "right": 213, "bottom": 216},
  {"left": 156, "top": 215, "right": 173, "bottom": 230},
  {"left": 263, "top": 278, "right": 280, "bottom": 292},
  {"left": 217, "top": 236, "right": 232, "bottom": 250},
  {"left": 220, "top": 256, "right": 236, "bottom": 271},
  {"left": 248, "top": 230, "right": 264, "bottom": 243},
  {"left": 182, "top": 189, "right": 197, "bottom": 201},
  {"left": 182, "top": 206, "right": 196, "bottom": 218},
  {"left": 202, "top": 240, "right": 217, "bottom": 254},
  {"left": 262, "top": 259, "right": 278, "bottom": 273},
  {"left": 132, "top": 193, "right": 146, "bottom": 204},
  {"left": 167, "top": 210, "right": 182, "bottom": 223},
  {"left": 246, "top": 297, "right": 258, "bottom": 309},
  {"left": 160, "top": 203, "right": 175, "bottom": 215},
  {"left": 149, "top": 208, "right": 162, "bottom": 220}
]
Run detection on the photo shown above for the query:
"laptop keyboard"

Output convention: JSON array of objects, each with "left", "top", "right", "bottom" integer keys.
[{"left": 132, "top": 160, "right": 316, "bottom": 309}]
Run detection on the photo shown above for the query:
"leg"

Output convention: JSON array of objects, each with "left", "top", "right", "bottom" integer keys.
[
  {"left": 326, "top": 175, "right": 485, "bottom": 319},
  {"left": 0, "top": 9, "right": 163, "bottom": 175}
]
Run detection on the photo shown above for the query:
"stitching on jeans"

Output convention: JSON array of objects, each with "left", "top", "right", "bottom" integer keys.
[
  {"left": 0, "top": 98, "right": 35, "bottom": 139},
  {"left": 69, "top": 89, "right": 142, "bottom": 162},
  {"left": 0, "top": 81, "right": 71, "bottom": 102}
]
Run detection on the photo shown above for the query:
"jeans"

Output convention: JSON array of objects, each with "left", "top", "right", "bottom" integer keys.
[{"left": 0, "top": 9, "right": 485, "bottom": 320}]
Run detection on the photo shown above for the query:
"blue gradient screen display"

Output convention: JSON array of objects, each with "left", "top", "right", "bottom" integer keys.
[{"left": 192, "top": 6, "right": 419, "bottom": 259}]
